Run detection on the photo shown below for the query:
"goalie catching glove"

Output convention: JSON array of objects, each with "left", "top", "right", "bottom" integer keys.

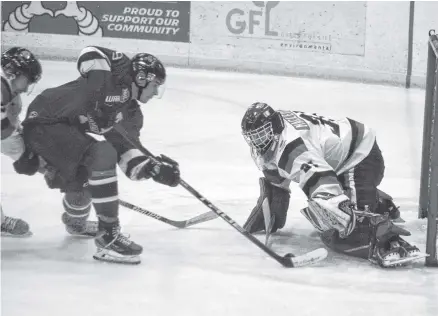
[
  {"left": 243, "top": 178, "right": 290, "bottom": 234},
  {"left": 301, "top": 193, "right": 357, "bottom": 239}
]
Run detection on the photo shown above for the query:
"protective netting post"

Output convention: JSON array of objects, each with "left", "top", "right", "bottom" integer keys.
[{"left": 419, "top": 30, "right": 438, "bottom": 267}]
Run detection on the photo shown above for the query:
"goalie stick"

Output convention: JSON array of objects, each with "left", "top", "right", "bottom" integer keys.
[
  {"left": 113, "top": 124, "right": 328, "bottom": 268},
  {"left": 119, "top": 199, "right": 218, "bottom": 228}
]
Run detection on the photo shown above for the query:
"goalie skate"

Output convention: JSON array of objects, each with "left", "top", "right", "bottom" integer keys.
[
  {"left": 369, "top": 221, "right": 426, "bottom": 268},
  {"left": 370, "top": 250, "right": 429, "bottom": 268}
]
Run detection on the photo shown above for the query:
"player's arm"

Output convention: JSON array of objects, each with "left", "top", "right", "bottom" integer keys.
[
  {"left": 77, "top": 46, "right": 113, "bottom": 92},
  {"left": 104, "top": 101, "right": 180, "bottom": 187}
]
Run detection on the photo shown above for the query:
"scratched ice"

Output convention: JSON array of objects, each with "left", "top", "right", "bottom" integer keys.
[{"left": 1, "top": 60, "right": 437, "bottom": 316}]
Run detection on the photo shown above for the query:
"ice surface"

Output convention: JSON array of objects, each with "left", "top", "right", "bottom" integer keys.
[{"left": 1, "top": 61, "right": 437, "bottom": 316}]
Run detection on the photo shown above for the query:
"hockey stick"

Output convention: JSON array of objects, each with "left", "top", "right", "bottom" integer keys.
[
  {"left": 113, "top": 124, "right": 328, "bottom": 267},
  {"left": 119, "top": 199, "right": 218, "bottom": 228}
]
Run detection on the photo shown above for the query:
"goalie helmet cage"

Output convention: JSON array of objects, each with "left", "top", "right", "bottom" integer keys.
[{"left": 419, "top": 29, "right": 438, "bottom": 267}]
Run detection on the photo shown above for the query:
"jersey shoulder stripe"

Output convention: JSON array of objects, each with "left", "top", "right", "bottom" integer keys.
[
  {"left": 346, "top": 118, "right": 365, "bottom": 162},
  {"left": 77, "top": 46, "right": 111, "bottom": 75},
  {"left": 278, "top": 137, "right": 308, "bottom": 174}
]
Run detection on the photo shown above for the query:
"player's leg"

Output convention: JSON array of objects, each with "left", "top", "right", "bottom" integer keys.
[
  {"left": 42, "top": 163, "right": 98, "bottom": 237},
  {"left": 61, "top": 189, "right": 98, "bottom": 237},
  {"left": 82, "top": 140, "right": 142, "bottom": 263},
  {"left": 243, "top": 178, "right": 290, "bottom": 234},
  {"left": 1, "top": 130, "right": 31, "bottom": 237},
  {"left": 23, "top": 123, "right": 142, "bottom": 263},
  {"left": 323, "top": 141, "right": 420, "bottom": 266}
]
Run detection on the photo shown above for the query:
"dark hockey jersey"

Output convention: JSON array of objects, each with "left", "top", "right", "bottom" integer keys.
[
  {"left": 22, "top": 46, "right": 147, "bottom": 179},
  {"left": 23, "top": 46, "right": 133, "bottom": 130}
]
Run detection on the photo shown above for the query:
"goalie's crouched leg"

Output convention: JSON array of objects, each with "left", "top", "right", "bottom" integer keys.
[
  {"left": 320, "top": 222, "right": 372, "bottom": 260},
  {"left": 243, "top": 178, "right": 290, "bottom": 233}
]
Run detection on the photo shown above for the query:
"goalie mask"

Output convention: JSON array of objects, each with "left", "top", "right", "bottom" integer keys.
[{"left": 241, "top": 102, "right": 285, "bottom": 154}]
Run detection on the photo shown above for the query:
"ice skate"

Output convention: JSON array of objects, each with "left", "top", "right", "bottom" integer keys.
[
  {"left": 1, "top": 216, "right": 32, "bottom": 237},
  {"left": 93, "top": 221, "right": 143, "bottom": 265},
  {"left": 61, "top": 212, "right": 98, "bottom": 237},
  {"left": 368, "top": 215, "right": 427, "bottom": 267}
]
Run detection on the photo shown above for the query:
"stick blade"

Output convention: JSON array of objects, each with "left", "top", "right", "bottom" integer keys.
[{"left": 287, "top": 248, "right": 328, "bottom": 268}]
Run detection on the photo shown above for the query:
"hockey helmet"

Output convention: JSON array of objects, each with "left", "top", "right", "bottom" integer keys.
[
  {"left": 1, "top": 47, "right": 42, "bottom": 84},
  {"left": 241, "top": 102, "right": 284, "bottom": 154},
  {"left": 131, "top": 53, "right": 166, "bottom": 88}
]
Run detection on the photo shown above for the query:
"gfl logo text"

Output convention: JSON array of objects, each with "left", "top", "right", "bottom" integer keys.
[{"left": 226, "top": 1, "right": 279, "bottom": 36}]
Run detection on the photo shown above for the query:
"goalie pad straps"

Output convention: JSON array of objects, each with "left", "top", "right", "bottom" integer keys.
[{"left": 304, "top": 194, "right": 356, "bottom": 239}]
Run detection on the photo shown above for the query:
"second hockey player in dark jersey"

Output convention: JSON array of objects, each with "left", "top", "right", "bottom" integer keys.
[{"left": 19, "top": 46, "right": 180, "bottom": 264}]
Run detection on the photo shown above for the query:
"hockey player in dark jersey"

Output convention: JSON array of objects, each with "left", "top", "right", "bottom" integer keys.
[
  {"left": 1, "top": 47, "right": 42, "bottom": 237},
  {"left": 17, "top": 46, "right": 180, "bottom": 264},
  {"left": 241, "top": 102, "right": 424, "bottom": 268}
]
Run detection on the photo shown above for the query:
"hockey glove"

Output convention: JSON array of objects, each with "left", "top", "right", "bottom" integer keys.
[
  {"left": 243, "top": 178, "right": 290, "bottom": 234},
  {"left": 13, "top": 147, "right": 40, "bottom": 176},
  {"left": 90, "top": 105, "right": 123, "bottom": 134},
  {"left": 139, "top": 154, "right": 180, "bottom": 187}
]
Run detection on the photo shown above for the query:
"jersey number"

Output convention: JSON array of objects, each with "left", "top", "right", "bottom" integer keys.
[
  {"left": 112, "top": 52, "right": 123, "bottom": 61},
  {"left": 295, "top": 111, "right": 340, "bottom": 137}
]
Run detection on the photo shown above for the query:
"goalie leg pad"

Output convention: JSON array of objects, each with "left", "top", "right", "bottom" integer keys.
[
  {"left": 270, "top": 184, "right": 290, "bottom": 232},
  {"left": 243, "top": 178, "right": 272, "bottom": 234},
  {"left": 243, "top": 178, "right": 290, "bottom": 234}
]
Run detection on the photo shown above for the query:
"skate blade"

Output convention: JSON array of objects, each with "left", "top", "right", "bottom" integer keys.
[
  {"left": 381, "top": 253, "right": 429, "bottom": 267},
  {"left": 93, "top": 248, "right": 141, "bottom": 265},
  {"left": 1, "top": 231, "right": 33, "bottom": 238},
  {"left": 67, "top": 231, "right": 98, "bottom": 238}
]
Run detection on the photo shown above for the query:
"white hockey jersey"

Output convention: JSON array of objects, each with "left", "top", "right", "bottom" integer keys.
[
  {"left": 251, "top": 110, "right": 376, "bottom": 199},
  {"left": 1, "top": 68, "right": 25, "bottom": 160}
]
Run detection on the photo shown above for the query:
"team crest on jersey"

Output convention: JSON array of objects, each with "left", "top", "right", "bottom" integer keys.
[{"left": 104, "top": 88, "right": 130, "bottom": 104}]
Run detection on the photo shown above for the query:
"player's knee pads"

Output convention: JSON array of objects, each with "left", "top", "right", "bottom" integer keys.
[
  {"left": 63, "top": 191, "right": 92, "bottom": 218},
  {"left": 84, "top": 141, "right": 117, "bottom": 172}
]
